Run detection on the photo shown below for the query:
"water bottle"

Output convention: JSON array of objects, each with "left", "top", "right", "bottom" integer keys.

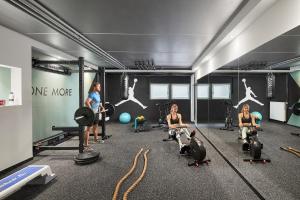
[{"left": 8, "top": 92, "right": 14, "bottom": 105}]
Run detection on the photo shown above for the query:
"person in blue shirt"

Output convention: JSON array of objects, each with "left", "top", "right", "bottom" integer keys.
[{"left": 84, "top": 82, "right": 104, "bottom": 150}]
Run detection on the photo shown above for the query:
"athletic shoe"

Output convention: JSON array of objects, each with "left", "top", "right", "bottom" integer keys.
[
  {"left": 91, "top": 139, "right": 104, "bottom": 144},
  {"left": 84, "top": 146, "right": 94, "bottom": 152}
]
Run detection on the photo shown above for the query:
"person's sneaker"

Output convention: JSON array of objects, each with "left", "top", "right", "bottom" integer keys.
[
  {"left": 84, "top": 146, "right": 94, "bottom": 152},
  {"left": 92, "top": 139, "right": 104, "bottom": 144}
]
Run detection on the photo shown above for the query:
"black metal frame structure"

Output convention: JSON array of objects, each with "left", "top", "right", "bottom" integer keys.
[
  {"left": 33, "top": 57, "right": 100, "bottom": 163},
  {"left": 32, "top": 57, "right": 111, "bottom": 165},
  {"left": 33, "top": 57, "right": 86, "bottom": 153}
]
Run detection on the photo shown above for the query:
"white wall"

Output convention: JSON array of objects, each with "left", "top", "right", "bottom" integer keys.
[
  {"left": 0, "top": 25, "right": 32, "bottom": 171},
  {"left": 0, "top": 25, "right": 90, "bottom": 171}
]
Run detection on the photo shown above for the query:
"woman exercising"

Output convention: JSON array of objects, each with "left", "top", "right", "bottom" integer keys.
[
  {"left": 84, "top": 82, "right": 105, "bottom": 151},
  {"left": 238, "top": 104, "right": 259, "bottom": 141},
  {"left": 167, "top": 104, "right": 186, "bottom": 128},
  {"left": 166, "top": 104, "right": 190, "bottom": 147}
]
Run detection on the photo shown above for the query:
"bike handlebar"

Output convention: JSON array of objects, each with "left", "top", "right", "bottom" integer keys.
[
  {"left": 168, "top": 125, "right": 188, "bottom": 129},
  {"left": 242, "top": 124, "right": 259, "bottom": 128}
]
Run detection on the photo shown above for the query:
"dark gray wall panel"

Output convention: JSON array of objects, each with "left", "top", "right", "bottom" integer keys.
[
  {"left": 197, "top": 73, "right": 288, "bottom": 123},
  {"left": 106, "top": 74, "right": 191, "bottom": 122}
]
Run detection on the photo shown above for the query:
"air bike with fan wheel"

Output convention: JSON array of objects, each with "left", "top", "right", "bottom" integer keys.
[
  {"left": 220, "top": 100, "right": 234, "bottom": 131},
  {"left": 152, "top": 102, "right": 171, "bottom": 131},
  {"left": 163, "top": 125, "right": 211, "bottom": 167}
]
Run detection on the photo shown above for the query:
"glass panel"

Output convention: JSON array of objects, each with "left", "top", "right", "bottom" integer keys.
[
  {"left": 150, "top": 83, "right": 169, "bottom": 99},
  {"left": 237, "top": 57, "right": 242, "bottom": 166},
  {"left": 197, "top": 84, "right": 209, "bottom": 99},
  {"left": 171, "top": 84, "right": 189, "bottom": 99},
  {"left": 212, "top": 83, "right": 231, "bottom": 99},
  {"left": 32, "top": 68, "right": 95, "bottom": 142}
]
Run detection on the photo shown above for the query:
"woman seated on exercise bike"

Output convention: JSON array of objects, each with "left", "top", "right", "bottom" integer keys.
[
  {"left": 166, "top": 104, "right": 190, "bottom": 140},
  {"left": 238, "top": 104, "right": 259, "bottom": 141}
]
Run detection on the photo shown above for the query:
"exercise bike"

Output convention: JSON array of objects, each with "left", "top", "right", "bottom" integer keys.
[
  {"left": 241, "top": 125, "right": 270, "bottom": 163},
  {"left": 152, "top": 102, "right": 171, "bottom": 130},
  {"left": 220, "top": 100, "right": 234, "bottom": 131},
  {"left": 163, "top": 126, "right": 210, "bottom": 167}
]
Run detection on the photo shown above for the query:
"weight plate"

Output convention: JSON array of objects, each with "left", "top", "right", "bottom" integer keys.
[
  {"left": 74, "top": 107, "right": 95, "bottom": 126},
  {"left": 104, "top": 103, "right": 115, "bottom": 117}
]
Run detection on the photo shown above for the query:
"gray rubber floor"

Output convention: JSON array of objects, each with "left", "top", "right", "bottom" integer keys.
[
  {"left": 197, "top": 121, "right": 300, "bottom": 200},
  {"left": 3, "top": 123, "right": 264, "bottom": 200}
]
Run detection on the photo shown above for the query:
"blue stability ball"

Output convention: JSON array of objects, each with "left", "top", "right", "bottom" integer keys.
[
  {"left": 251, "top": 111, "right": 262, "bottom": 124},
  {"left": 119, "top": 112, "right": 131, "bottom": 124}
]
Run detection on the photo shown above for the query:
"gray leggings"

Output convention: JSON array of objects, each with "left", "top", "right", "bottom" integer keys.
[
  {"left": 168, "top": 128, "right": 190, "bottom": 139},
  {"left": 240, "top": 127, "right": 251, "bottom": 139},
  {"left": 168, "top": 128, "right": 191, "bottom": 149}
]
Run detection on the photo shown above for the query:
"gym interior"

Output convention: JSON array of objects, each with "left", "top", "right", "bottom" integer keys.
[{"left": 0, "top": 1, "right": 299, "bottom": 200}]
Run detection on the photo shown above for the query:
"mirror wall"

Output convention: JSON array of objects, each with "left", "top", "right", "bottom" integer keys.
[{"left": 195, "top": 25, "right": 300, "bottom": 200}]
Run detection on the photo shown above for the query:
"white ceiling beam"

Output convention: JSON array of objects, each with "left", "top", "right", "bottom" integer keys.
[
  {"left": 213, "top": 70, "right": 291, "bottom": 73},
  {"left": 195, "top": 0, "right": 300, "bottom": 80},
  {"left": 192, "top": 0, "right": 262, "bottom": 70},
  {"left": 105, "top": 69, "right": 193, "bottom": 74}
]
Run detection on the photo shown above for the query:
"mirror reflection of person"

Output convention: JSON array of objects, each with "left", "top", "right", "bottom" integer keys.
[
  {"left": 166, "top": 104, "right": 190, "bottom": 148},
  {"left": 115, "top": 78, "right": 147, "bottom": 109},
  {"left": 238, "top": 104, "right": 259, "bottom": 141},
  {"left": 234, "top": 78, "right": 264, "bottom": 109}
]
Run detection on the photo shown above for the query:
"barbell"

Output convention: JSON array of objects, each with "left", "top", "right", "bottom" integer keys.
[{"left": 74, "top": 103, "right": 115, "bottom": 126}]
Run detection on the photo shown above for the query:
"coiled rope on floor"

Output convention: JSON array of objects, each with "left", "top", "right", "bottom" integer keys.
[
  {"left": 123, "top": 149, "right": 150, "bottom": 200},
  {"left": 112, "top": 148, "right": 144, "bottom": 200}
]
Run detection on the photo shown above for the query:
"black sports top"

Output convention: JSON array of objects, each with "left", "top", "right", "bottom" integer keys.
[
  {"left": 241, "top": 112, "right": 252, "bottom": 124},
  {"left": 170, "top": 114, "right": 179, "bottom": 124}
]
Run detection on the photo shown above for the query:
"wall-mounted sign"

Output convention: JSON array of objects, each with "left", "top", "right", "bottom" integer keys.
[
  {"left": 32, "top": 86, "right": 72, "bottom": 96},
  {"left": 115, "top": 78, "right": 147, "bottom": 109},
  {"left": 234, "top": 78, "right": 264, "bottom": 109}
]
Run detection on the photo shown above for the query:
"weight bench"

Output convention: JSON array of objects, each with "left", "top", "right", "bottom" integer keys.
[{"left": 0, "top": 165, "right": 56, "bottom": 200}]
